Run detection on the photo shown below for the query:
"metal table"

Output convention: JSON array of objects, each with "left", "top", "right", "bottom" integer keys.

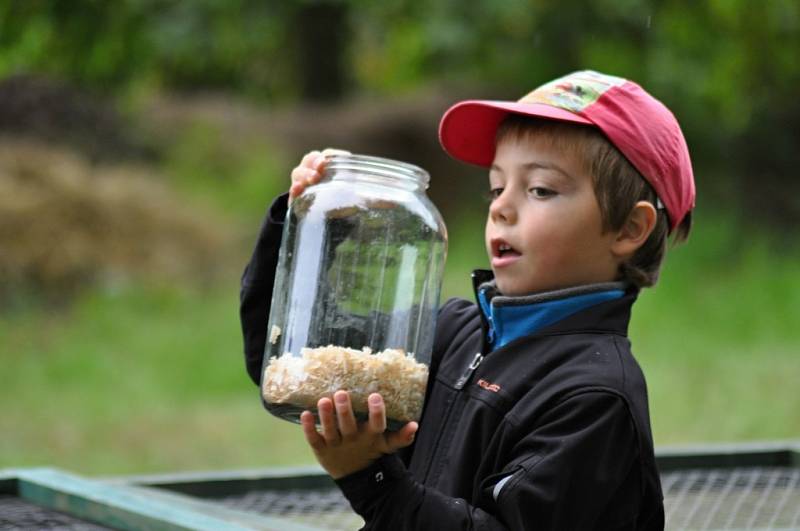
[{"left": 2, "top": 441, "right": 798, "bottom": 530}]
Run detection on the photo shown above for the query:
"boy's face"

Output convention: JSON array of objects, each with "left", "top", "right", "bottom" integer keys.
[{"left": 485, "top": 134, "right": 621, "bottom": 296}]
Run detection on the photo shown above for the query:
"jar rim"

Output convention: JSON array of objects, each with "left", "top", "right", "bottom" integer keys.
[{"left": 324, "top": 154, "right": 430, "bottom": 188}]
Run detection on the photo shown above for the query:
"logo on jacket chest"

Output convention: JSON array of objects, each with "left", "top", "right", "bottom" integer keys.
[{"left": 477, "top": 378, "right": 501, "bottom": 393}]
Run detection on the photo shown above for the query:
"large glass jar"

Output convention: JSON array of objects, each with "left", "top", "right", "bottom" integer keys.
[{"left": 261, "top": 154, "right": 447, "bottom": 429}]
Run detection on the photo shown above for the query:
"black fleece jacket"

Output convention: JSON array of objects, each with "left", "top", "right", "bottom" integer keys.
[{"left": 240, "top": 194, "right": 665, "bottom": 530}]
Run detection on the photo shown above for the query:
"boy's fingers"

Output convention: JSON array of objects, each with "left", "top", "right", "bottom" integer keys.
[
  {"left": 320, "top": 147, "right": 351, "bottom": 158},
  {"left": 306, "top": 170, "right": 323, "bottom": 185},
  {"left": 314, "top": 148, "right": 350, "bottom": 172},
  {"left": 385, "top": 421, "right": 418, "bottom": 451},
  {"left": 289, "top": 182, "right": 304, "bottom": 201},
  {"left": 317, "top": 398, "right": 341, "bottom": 445},
  {"left": 334, "top": 391, "right": 358, "bottom": 437},
  {"left": 289, "top": 167, "right": 323, "bottom": 203},
  {"left": 290, "top": 167, "right": 319, "bottom": 186},
  {"left": 290, "top": 148, "right": 349, "bottom": 201},
  {"left": 290, "top": 165, "right": 306, "bottom": 183},
  {"left": 300, "top": 150, "right": 322, "bottom": 169},
  {"left": 367, "top": 393, "right": 387, "bottom": 434},
  {"left": 300, "top": 411, "right": 325, "bottom": 451}
]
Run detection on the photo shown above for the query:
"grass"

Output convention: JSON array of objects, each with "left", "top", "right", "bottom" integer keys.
[
  {"left": 631, "top": 219, "right": 800, "bottom": 444},
  {"left": 2, "top": 210, "right": 798, "bottom": 476},
  {"left": 0, "top": 283, "right": 313, "bottom": 475}
]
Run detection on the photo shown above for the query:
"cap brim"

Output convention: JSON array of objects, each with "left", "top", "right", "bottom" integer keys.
[{"left": 438, "top": 100, "right": 593, "bottom": 167}]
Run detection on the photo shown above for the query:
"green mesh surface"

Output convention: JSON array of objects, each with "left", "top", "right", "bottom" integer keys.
[{"left": 0, "top": 494, "right": 114, "bottom": 530}]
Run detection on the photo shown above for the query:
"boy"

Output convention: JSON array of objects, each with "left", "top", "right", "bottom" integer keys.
[{"left": 240, "top": 70, "right": 694, "bottom": 529}]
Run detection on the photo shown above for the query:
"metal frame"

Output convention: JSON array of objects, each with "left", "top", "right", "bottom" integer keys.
[
  {"left": 2, "top": 441, "right": 799, "bottom": 530},
  {"left": 656, "top": 440, "right": 800, "bottom": 471},
  {"left": 109, "top": 465, "right": 335, "bottom": 500},
  {"left": 0, "top": 468, "right": 323, "bottom": 530},
  {"left": 112, "top": 441, "right": 800, "bottom": 497}
]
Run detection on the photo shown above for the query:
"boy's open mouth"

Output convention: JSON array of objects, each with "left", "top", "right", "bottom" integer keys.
[{"left": 491, "top": 239, "right": 521, "bottom": 258}]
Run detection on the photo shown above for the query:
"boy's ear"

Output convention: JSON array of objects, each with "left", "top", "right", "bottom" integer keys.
[{"left": 611, "top": 201, "right": 657, "bottom": 259}]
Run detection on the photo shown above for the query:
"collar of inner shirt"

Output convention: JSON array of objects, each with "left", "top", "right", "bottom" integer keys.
[{"left": 477, "top": 281, "right": 627, "bottom": 349}]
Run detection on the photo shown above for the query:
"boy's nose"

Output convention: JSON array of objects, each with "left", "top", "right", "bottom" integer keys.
[{"left": 489, "top": 191, "right": 517, "bottom": 224}]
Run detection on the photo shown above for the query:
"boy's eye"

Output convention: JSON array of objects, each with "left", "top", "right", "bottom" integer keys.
[
  {"left": 485, "top": 188, "right": 504, "bottom": 201},
  {"left": 530, "top": 187, "right": 556, "bottom": 198}
]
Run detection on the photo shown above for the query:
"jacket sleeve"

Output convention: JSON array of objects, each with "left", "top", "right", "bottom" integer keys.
[
  {"left": 335, "top": 391, "right": 641, "bottom": 530},
  {"left": 240, "top": 193, "right": 289, "bottom": 385}
]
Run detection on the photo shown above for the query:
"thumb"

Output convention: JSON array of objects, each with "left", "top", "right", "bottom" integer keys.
[{"left": 385, "top": 421, "right": 418, "bottom": 452}]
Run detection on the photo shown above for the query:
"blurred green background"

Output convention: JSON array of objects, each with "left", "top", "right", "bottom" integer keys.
[{"left": 1, "top": 0, "right": 798, "bottom": 475}]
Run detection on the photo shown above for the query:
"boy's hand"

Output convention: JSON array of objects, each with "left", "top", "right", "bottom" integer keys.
[
  {"left": 289, "top": 148, "right": 351, "bottom": 204},
  {"left": 300, "top": 391, "right": 418, "bottom": 480}
]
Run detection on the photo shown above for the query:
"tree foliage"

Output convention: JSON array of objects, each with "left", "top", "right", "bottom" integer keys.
[
  {"left": 1, "top": 0, "right": 798, "bottom": 225},
  {"left": 0, "top": 0, "right": 295, "bottom": 98}
]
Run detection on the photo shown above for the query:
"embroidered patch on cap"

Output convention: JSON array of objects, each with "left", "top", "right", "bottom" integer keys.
[{"left": 518, "top": 71, "right": 626, "bottom": 112}]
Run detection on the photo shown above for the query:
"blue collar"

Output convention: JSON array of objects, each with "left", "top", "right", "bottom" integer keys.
[{"left": 477, "top": 282, "right": 627, "bottom": 349}]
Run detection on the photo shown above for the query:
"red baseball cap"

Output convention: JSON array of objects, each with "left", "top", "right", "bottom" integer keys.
[{"left": 439, "top": 70, "right": 695, "bottom": 231}]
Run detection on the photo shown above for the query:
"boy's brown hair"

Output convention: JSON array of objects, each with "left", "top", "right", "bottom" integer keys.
[{"left": 496, "top": 115, "right": 692, "bottom": 288}]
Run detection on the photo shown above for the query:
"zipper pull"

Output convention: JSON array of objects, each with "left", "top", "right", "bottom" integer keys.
[{"left": 455, "top": 353, "right": 484, "bottom": 389}]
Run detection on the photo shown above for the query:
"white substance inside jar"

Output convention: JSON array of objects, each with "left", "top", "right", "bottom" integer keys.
[
  {"left": 269, "top": 325, "right": 281, "bottom": 345},
  {"left": 262, "top": 345, "right": 428, "bottom": 423}
]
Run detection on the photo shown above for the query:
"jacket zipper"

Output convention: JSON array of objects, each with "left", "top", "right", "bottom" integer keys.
[
  {"left": 422, "top": 271, "right": 492, "bottom": 484},
  {"left": 454, "top": 352, "right": 484, "bottom": 389},
  {"left": 423, "top": 350, "right": 484, "bottom": 484}
]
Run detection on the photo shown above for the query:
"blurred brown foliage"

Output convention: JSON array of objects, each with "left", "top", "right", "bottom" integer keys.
[{"left": 0, "top": 139, "right": 230, "bottom": 303}]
